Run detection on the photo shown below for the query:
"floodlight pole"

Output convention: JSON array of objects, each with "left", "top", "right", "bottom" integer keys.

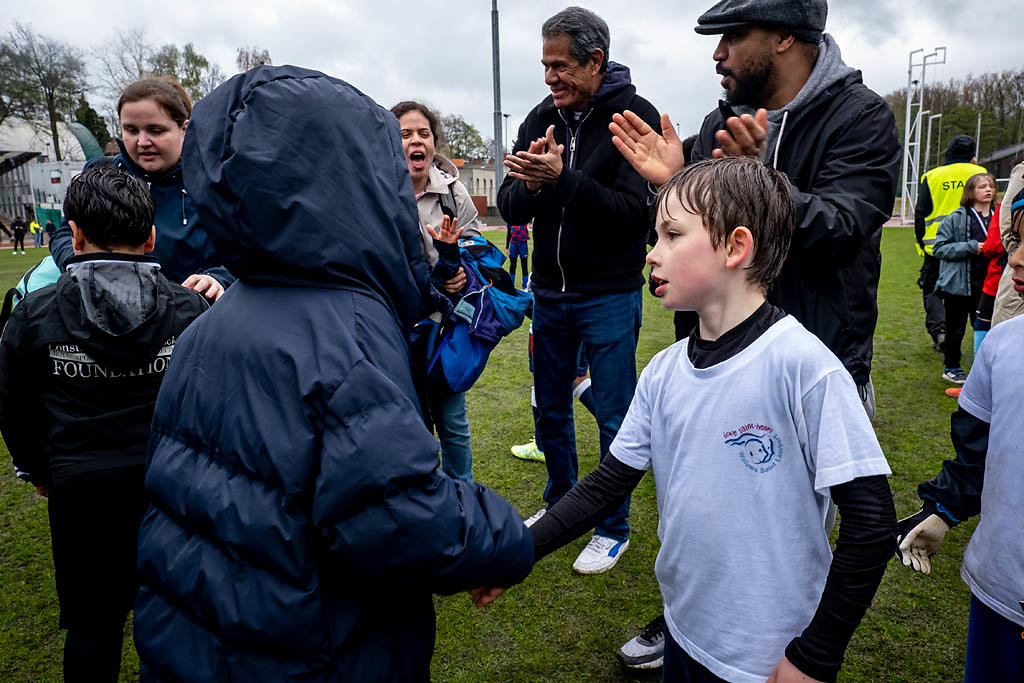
[
  {"left": 900, "top": 47, "right": 946, "bottom": 223},
  {"left": 491, "top": 0, "right": 504, "bottom": 192},
  {"left": 924, "top": 113, "right": 942, "bottom": 173}
]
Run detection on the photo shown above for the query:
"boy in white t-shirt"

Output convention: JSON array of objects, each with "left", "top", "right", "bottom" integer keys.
[
  {"left": 472, "top": 157, "right": 897, "bottom": 683},
  {"left": 896, "top": 248, "right": 1024, "bottom": 682}
]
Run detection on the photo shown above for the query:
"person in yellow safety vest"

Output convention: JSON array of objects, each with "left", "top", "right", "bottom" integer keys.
[
  {"left": 915, "top": 135, "right": 987, "bottom": 352},
  {"left": 28, "top": 218, "right": 42, "bottom": 248}
]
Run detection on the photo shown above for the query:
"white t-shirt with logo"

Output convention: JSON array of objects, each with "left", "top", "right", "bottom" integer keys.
[
  {"left": 612, "top": 316, "right": 891, "bottom": 683},
  {"left": 957, "top": 314, "right": 1024, "bottom": 627}
]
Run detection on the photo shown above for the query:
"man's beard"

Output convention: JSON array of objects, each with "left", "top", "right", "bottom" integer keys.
[{"left": 720, "top": 53, "right": 776, "bottom": 108}]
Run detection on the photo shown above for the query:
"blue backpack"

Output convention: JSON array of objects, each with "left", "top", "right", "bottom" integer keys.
[{"left": 422, "top": 236, "right": 532, "bottom": 392}]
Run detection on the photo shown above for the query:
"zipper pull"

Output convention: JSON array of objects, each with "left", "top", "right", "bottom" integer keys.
[{"left": 570, "top": 135, "right": 576, "bottom": 153}]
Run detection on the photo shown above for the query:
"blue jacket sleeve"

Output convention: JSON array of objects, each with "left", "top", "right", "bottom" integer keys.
[
  {"left": 917, "top": 407, "right": 989, "bottom": 525},
  {"left": 313, "top": 358, "right": 534, "bottom": 593},
  {"left": 49, "top": 224, "right": 74, "bottom": 271},
  {"left": 932, "top": 210, "right": 978, "bottom": 261}
]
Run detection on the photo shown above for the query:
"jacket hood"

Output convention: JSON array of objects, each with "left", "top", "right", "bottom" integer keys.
[
  {"left": 56, "top": 254, "right": 183, "bottom": 367},
  {"left": 181, "top": 65, "right": 430, "bottom": 329},
  {"left": 427, "top": 153, "right": 460, "bottom": 192}
]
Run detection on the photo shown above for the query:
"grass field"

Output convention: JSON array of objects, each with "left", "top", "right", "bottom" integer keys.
[{"left": 0, "top": 229, "right": 978, "bottom": 681}]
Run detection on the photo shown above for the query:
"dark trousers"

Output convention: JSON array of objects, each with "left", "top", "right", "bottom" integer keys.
[
  {"left": 964, "top": 594, "right": 1024, "bottom": 683},
  {"left": 919, "top": 256, "right": 945, "bottom": 339},
  {"left": 941, "top": 290, "right": 981, "bottom": 369},
  {"left": 663, "top": 629, "right": 727, "bottom": 682},
  {"left": 13, "top": 229, "right": 25, "bottom": 251},
  {"left": 49, "top": 466, "right": 148, "bottom": 682},
  {"left": 533, "top": 289, "right": 641, "bottom": 541}
]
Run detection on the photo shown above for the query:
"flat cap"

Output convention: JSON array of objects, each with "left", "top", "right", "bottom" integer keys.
[{"left": 695, "top": 0, "right": 827, "bottom": 42}]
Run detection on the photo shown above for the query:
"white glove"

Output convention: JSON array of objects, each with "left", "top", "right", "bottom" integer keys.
[{"left": 896, "top": 508, "right": 951, "bottom": 574}]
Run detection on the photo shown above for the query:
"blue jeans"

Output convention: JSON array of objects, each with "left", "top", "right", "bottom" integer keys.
[
  {"left": 532, "top": 288, "right": 642, "bottom": 541},
  {"left": 431, "top": 385, "right": 473, "bottom": 483},
  {"left": 965, "top": 594, "right": 1023, "bottom": 683}
]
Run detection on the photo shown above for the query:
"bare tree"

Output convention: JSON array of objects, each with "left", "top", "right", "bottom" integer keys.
[
  {"left": 3, "top": 22, "right": 88, "bottom": 160},
  {"left": 93, "top": 26, "right": 151, "bottom": 102},
  {"left": 236, "top": 46, "right": 272, "bottom": 73}
]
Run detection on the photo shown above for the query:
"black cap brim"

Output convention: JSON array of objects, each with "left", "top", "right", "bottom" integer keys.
[{"left": 694, "top": 21, "right": 748, "bottom": 35}]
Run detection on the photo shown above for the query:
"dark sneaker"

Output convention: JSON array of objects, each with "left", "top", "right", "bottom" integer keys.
[
  {"left": 942, "top": 368, "right": 967, "bottom": 384},
  {"left": 617, "top": 615, "right": 666, "bottom": 669}
]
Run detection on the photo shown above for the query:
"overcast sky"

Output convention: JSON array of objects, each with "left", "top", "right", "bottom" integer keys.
[{"left": 4, "top": 0, "right": 1022, "bottom": 147}]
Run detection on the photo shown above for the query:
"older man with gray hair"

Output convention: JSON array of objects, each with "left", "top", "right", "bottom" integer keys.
[{"left": 497, "top": 6, "right": 659, "bottom": 575}]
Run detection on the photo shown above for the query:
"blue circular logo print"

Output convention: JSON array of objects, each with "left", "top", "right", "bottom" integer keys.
[{"left": 725, "top": 429, "right": 784, "bottom": 474}]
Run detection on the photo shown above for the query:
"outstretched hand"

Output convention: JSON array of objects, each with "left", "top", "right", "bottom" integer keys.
[
  {"left": 712, "top": 109, "right": 768, "bottom": 160},
  {"left": 505, "top": 125, "right": 564, "bottom": 192},
  {"left": 469, "top": 586, "right": 507, "bottom": 608},
  {"left": 610, "top": 110, "right": 683, "bottom": 187},
  {"left": 766, "top": 655, "right": 826, "bottom": 682},
  {"left": 426, "top": 215, "right": 464, "bottom": 244},
  {"left": 181, "top": 274, "right": 225, "bottom": 302}
]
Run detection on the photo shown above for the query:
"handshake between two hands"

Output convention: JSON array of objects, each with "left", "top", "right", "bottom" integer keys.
[{"left": 468, "top": 586, "right": 506, "bottom": 609}]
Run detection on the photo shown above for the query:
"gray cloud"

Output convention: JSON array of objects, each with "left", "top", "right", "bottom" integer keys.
[{"left": 3, "top": 0, "right": 1020, "bottom": 143}]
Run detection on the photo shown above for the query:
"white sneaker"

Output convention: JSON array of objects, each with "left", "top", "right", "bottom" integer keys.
[
  {"left": 523, "top": 508, "right": 546, "bottom": 528},
  {"left": 573, "top": 534, "right": 629, "bottom": 574}
]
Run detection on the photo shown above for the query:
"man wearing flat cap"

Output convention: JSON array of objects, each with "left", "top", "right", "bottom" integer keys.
[{"left": 610, "top": 1, "right": 901, "bottom": 681}]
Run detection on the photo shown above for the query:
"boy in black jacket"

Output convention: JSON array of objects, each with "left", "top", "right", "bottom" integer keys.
[{"left": 0, "top": 166, "right": 207, "bottom": 682}]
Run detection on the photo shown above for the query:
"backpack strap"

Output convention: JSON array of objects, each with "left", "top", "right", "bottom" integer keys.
[
  {"left": 0, "top": 288, "right": 20, "bottom": 333},
  {"left": 439, "top": 183, "right": 458, "bottom": 221}
]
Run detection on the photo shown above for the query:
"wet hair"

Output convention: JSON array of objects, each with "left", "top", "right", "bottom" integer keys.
[
  {"left": 542, "top": 6, "right": 610, "bottom": 73},
  {"left": 63, "top": 166, "right": 155, "bottom": 249},
  {"left": 961, "top": 173, "right": 997, "bottom": 211},
  {"left": 117, "top": 76, "right": 192, "bottom": 127},
  {"left": 390, "top": 100, "right": 445, "bottom": 149},
  {"left": 656, "top": 157, "right": 794, "bottom": 290}
]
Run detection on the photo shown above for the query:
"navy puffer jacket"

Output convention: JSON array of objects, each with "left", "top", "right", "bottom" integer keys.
[{"left": 133, "top": 66, "right": 534, "bottom": 682}]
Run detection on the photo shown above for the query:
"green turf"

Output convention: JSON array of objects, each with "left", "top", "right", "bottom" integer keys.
[{"left": 0, "top": 230, "right": 977, "bottom": 681}]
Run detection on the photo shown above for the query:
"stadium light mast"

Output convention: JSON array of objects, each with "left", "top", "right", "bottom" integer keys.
[
  {"left": 900, "top": 47, "right": 946, "bottom": 223},
  {"left": 924, "top": 112, "right": 942, "bottom": 173},
  {"left": 491, "top": 0, "right": 504, "bottom": 193}
]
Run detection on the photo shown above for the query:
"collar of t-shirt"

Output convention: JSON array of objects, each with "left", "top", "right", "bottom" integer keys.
[{"left": 686, "top": 300, "right": 787, "bottom": 369}]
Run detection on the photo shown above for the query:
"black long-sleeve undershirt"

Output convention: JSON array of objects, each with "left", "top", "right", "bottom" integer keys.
[{"left": 529, "top": 301, "right": 897, "bottom": 681}]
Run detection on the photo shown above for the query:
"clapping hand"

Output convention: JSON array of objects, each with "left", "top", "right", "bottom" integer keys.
[
  {"left": 610, "top": 110, "right": 684, "bottom": 187},
  {"left": 712, "top": 109, "right": 768, "bottom": 160},
  {"left": 505, "top": 125, "right": 564, "bottom": 192}
]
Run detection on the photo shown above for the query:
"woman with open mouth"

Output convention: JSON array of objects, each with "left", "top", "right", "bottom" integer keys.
[{"left": 391, "top": 100, "right": 484, "bottom": 483}]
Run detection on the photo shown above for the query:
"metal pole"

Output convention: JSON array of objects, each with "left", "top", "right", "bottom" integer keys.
[
  {"left": 503, "top": 113, "right": 510, "bottom": 154},
  {"left": 975, "top": 112, "right": 982, "bottom": 160},
  {"left": 901, "top": 48, "right": 923, "bottom": 223},
  {"left": 924, "top": 113, "right": 941, "bottom": 173},
  {"left": 491, "top": 0, "right": 504, "bottom": 196}
]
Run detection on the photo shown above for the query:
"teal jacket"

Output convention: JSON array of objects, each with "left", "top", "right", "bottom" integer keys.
[{"left": 933, "top": 207, "right": 980, "bottom": 297}]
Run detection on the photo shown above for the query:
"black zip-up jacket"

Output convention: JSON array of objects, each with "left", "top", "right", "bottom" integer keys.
[
  {"left": 0, "top": 253, "right": 208, "bottom": 485},
  {"left": 498, "top": 62, "right": 660, "bottom": 295},
  {"left": 693, "top": 72, "right": 901, "bottom": 386}
]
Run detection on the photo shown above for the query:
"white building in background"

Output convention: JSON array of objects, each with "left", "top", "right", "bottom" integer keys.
[
  {"left": 455, "top": 160, "right": 497, "bottom": 215},
  {"left": 0, "top": 118, "right": 100, "bottom": 223}
]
